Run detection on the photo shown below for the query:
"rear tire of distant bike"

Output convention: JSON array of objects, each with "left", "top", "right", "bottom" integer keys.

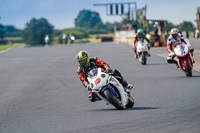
[
  {"left": 141, "top": 52, "right": 146, "bottom": 65},
  {"left": 185, "top": 60, "right": 192, "bottom": 77},
  {"left": 104, "top": 89, "right": 123, "bottom": 110},
  {"left": 125, "top": 94, "right": 134, "bottom": 108}
]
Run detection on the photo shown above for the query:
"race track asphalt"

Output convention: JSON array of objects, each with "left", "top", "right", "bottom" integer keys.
[{"left": 0, "top": 42, "right": 200, "bottom": 133}]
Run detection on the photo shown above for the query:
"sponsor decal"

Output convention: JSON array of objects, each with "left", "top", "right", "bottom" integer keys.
[
  {"left": 109, "top": 76, "right": 120, "bottom": 86},
  {"left": 94, "top": 77, "right": 101, "bottom": 85},
  {"left": 109, "top": 76, "right": 116, "bottom": 82}
]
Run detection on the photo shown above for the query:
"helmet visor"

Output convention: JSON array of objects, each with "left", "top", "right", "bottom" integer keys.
[
  {"left": 138, "top": 33, "right": 143, "bottom": 39},
  {"left": 172, "top": 34, "right": 177, "bottom": 39},
  {"left": 78, "top": 58, "right": 87, "bottom": 66}
]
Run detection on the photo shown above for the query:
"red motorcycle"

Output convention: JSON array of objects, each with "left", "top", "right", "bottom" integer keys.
[{"left": 174, "top": 43, "right": 193, "bottom": 77}]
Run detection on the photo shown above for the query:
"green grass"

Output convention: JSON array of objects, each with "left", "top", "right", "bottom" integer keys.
[
  {"left": 0, "top": 43, "right": 26, "bottom": 51},
  {"left": 0, "top": 37, "right": 26, "bottom": 51}
]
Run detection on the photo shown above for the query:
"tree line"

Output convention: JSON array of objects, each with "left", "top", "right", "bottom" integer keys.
[{"left": 0, "top": 9, "right": 196, "bottom": 45}]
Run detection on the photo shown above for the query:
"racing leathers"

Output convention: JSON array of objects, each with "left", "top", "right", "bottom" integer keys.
[
  {"left": 132, "top": 33, "right": 150, "bottom": 58},
  {"left": 167, "top": 33, "right": 194, "bottom": 67},
  {"left": 77, "top": 57, "right": 132, "bottom": 102}
]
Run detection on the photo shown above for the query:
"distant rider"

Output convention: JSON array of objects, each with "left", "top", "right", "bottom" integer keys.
[
  {"left": 132, "top": 29, "right": 151, "bottom": 58},
  {"left": 76, "top": 50, "right": 133, "bottom": 102},
  {"left": 167, "top": 28, "right": 195, "bottom": 68}
]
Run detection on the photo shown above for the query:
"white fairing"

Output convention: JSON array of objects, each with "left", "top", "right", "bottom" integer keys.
[
  {"left": 87, "top": 68, "right": 129, "bottom": 107},
  {"left": 45, "top": 36, "right": 50, "bottom": 44},
  {"left": 137, "top": 39, "right": 148, "bottom": 52},
  {"left": 174, "top": 43, "right": 189, "bottom": 57},
  {"left": 71, "top": 36, "right": 75, "bottom": 40},
  {"left": 107, "top": 76, "right": 128, "bottom": 106}
]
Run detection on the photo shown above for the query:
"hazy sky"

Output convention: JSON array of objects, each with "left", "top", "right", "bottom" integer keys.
[{"left": 0, "top": 0, "right": 199, "bottom": 29}]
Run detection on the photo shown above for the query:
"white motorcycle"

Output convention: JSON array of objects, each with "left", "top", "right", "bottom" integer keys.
[
  {"left": 70, "top": 36, "right": 75, "bottom": 44},
  {"left": 87, "top": 68, "right": 134, "bottom": 110},
  {"left": 174, "top": 43, "right": 193, "bottom": 77},
  {"left": 136, "top": 39, "right": 149, "bottom": 65}
]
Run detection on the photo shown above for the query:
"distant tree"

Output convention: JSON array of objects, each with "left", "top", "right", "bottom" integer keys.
[
  {"left": 0, "top": 24, "right": 6, "bottom": 39},
  {"left": 58, "top": 28, "right": 88, "bottom": 43},
  {"left": 22, "top": 18, "right": 54, "bottom": 45},
  {"left": 178, "top": 21, "right": 195, "bottom": 32},
  {"left": 4, "top": 25, "right": 21, "bottom": 37},
  {"left": 89, "top": 22, "right": 107, "bottom": 34},
  {"left": 105, "top": 22, "right": 114, "bottom": 32},
  {"left": 75, "top": 10, "right": 103, "bottom": 30},
  {"left": 53, "top": 29, "right": 62, "bottom": 36},
  {"left": 104, "top": 21, "right": 124, "bottom": 32},
  {"left": 5, "top": 25, "right": 18, "bottom": 32},
  {"left": 166, "top": 22, "right": 177, "bottom": 32}
]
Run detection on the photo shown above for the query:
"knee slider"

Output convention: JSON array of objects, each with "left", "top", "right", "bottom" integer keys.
[{"left": 88, "top": 94, "right": 97, "bottom": 102}]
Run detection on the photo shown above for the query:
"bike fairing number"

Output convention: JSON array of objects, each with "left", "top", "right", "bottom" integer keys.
[
  {"left": 181, "top": 49, "right": 185, "bottom": 55},
  {"left": 180, "top": 45, "right": 186, "bottom": 55},
  {"left": 94, "top": 77, "right": 101, "bottom": 85}
]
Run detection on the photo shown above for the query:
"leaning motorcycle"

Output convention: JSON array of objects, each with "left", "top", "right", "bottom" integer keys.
[
  {"left": 87, "top": 68, "right": 134, "bottom": 110},
  {"left": 174, "top": 43, "right": 193, "bottom": 77},
  {"left": 136, "top": 39, "right": 149, "bottom": 65}
]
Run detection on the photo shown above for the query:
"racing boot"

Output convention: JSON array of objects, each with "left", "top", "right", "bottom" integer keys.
[
  {"left": 147, "top": 52, "right": 151, "bottom": 57},
  {"left": 125, "top": 83, "right": 133, "bottom": 93},
  {"left": 134, "top": 49, "right": 138, "bottom": 59}
]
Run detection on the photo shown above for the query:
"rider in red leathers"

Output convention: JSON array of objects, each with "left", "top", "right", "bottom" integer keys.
[
  {"left": 167, "top": 28, "right": 194, "bottom": 68},
  {"left": 76, "top": 51, "right": 133, "bottom": 102}
]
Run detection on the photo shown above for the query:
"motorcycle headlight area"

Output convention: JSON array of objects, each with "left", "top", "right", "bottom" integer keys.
[
  {"left": 91, "top": 83, "right": 94, "bottom": 88},
  {"left": 101, "top": 74, "right": 106, "bottom": 78}
]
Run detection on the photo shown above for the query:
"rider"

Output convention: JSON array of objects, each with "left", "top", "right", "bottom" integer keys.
[
  {"left": 167, "top": 28, "right": 195, "bottom": 68},
  {"left": 76, "top": 50, "right": 133, "bottom": 102},
  {"left": 132, "top": 29, "right": 150, "bottom": 58}
]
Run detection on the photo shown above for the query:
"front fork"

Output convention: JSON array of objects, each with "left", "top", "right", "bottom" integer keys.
[{"left": 177, "top": 54, "right": 193, "bottom": 71}]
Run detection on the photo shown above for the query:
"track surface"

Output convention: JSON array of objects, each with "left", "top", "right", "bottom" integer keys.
[{"left": 0, "top": 43, "right": 200, "bottom": 133}]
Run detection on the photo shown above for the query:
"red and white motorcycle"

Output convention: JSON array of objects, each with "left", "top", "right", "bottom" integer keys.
[
  {"left": 174, "top": 43, "right": 193, "bottom": 77},
  {"left": 136, "top": 39, "right": 149, "bottom": 65},
  {"left": 87, "top": 68, "right": 134, "bottom": 110}
]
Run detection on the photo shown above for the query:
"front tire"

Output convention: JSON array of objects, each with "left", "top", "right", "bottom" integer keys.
[
  {"left": 184, "top": 60, "right": 192, "bottom": 77},
  {"left": 125, "top": 94, "right": 134, "bottom": 108},
  {"left": 141, "top": 52, "right": 146, "bottom": 65},
  {"left": 104, "top": 89, "right": 123, "bottom": 110}
]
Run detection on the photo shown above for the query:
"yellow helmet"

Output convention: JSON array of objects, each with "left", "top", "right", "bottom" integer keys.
[{"left": 76, "top": 50, "right": 90, "bottom": 67}]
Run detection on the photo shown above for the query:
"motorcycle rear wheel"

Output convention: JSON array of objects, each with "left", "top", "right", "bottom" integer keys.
[{"left": 104, "top": 89, "right": 123, "bottom": 110}]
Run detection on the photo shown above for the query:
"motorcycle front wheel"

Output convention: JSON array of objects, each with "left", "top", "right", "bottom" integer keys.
[
  {"left": 184, "top": 60, "right": 192, "bottom": 77},
  {"left": 141, "top": 52, "right": 146, "bottom": 65},
  {"left": 125, "top": 94, "right": 134, "bottom": 108},
  {"left": 104, "top": 89, "right": 123, "bottom": 110}
]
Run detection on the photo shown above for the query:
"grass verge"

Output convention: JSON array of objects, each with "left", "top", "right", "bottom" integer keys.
[{"left": 0, "top": 43, "right": 26, "bottom": 51}]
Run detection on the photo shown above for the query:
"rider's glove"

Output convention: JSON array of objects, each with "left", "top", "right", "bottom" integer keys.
[
  {"left": 87, "top": 84, "right": 92, "bottom": 91},
  {"left": 105, "top": 68, "right": 113, "bottom": 74},
  {"left": 170, "top": 52, "right": 175, "bottom": 56},
  {"left": 189, "top": 47, "right": 194, "bottom": 52},
  {"left": 189, "top": 47, "right": 194, "bottom": 57},
  {"left": 133, "top": 47, "right": 136, "bottom": 52}
]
